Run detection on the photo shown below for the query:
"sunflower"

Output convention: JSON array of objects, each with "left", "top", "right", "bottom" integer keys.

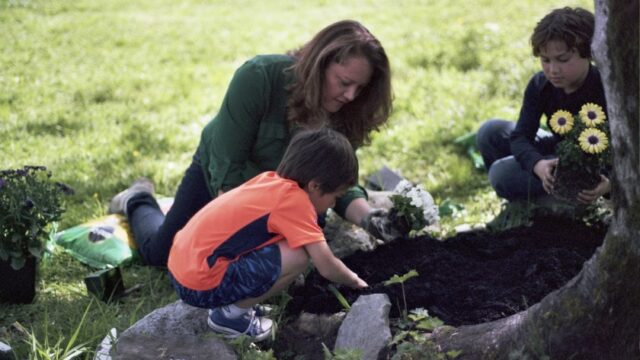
[
  {"left": 579, "top": 103, "right": 606, "bottom": 127},
  {"left": 549, "top": 110, "right": 574, "bottom": 134},
  {"left": 579, "top": 128, "right": 609, "bottom": 154}
]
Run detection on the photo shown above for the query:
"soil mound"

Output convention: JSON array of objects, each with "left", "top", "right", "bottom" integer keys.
[{"left": 288, "top": 216, "right": 607, "bottom": 326}]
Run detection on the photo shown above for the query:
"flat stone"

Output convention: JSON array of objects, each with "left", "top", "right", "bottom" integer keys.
[{"left": 334, "top": 294, "right": 392, "bottom": 360}]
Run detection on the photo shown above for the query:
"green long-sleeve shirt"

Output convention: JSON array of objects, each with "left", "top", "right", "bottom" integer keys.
[{"left": 196, "top": 54, "right": 366, "bottom": 217}]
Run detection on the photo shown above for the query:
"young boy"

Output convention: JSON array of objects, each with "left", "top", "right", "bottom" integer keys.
[
  {"left": 167, "top": 128, "right": 368, "bottom": 342},
  {"left": 476, "top": 7, "right": 610, "bottom": 204}
]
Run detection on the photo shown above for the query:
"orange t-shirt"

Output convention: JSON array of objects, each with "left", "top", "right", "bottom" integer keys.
[{"left": 168, "top": 171, "right": 325, "bottom": 290}]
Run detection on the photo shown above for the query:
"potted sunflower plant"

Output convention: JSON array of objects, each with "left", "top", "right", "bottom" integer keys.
[
  {"left": 0, "top": 165, "right": 72, "bottom": 303},
  {"left": 549, "top": 103, "right": 611, "bottom": 204}
]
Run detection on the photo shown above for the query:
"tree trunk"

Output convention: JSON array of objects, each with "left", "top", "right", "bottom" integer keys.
[{"left": 432, "top": 1, "right": 640, "bottom": 358}]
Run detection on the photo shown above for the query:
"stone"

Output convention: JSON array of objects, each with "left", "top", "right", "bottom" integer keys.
[
  {"left": 112, "top": 300, "right": 236, "bottom": 360},
  {"left": 334, "top": 294, "right": 392, "bottom": 360},
  {"left": 323, "top": 210, "right": 375, "bottom": 258}
]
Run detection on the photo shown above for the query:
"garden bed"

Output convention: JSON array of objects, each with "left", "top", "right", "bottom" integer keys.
[{"left": 275, "top": 215, "right": 606, "bottom": 357}]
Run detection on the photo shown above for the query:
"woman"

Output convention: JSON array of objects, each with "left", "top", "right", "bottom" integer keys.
[{"left": 109, "top": 20, "right": 400, "bottom": 267}]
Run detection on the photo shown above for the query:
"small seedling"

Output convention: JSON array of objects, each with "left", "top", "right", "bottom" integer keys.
[{"left": 384, "top": 269, "right": 418, "bottom": 320}]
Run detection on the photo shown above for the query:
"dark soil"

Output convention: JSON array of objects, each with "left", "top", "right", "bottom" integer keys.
[{"left": 287, "top": 215, "right": 607, "bottom": 326}]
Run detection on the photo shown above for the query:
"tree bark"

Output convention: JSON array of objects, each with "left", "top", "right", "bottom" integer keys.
[{"left": 432, "top": 1, "right": 640, "bottom": 358}]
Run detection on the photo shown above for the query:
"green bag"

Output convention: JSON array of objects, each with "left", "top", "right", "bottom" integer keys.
[{"left": 54, "top": 214, "right": 139, "bottom": 269}]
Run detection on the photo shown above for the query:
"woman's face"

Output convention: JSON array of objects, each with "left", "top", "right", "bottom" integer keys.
[{"left": 321, "top": 55, "right": 372, "bottom": 113}]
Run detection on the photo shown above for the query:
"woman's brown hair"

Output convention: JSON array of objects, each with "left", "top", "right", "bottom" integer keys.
[{"left": 286, "top": 20, "right": 392, "bottom": 148}]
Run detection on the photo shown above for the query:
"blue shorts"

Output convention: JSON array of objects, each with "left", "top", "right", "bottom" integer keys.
[{"left": 170, "top": 243, "right": 281, "bottom": 309}]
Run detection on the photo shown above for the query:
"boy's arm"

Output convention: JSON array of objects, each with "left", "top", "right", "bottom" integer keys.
[
  {"left": 510, "top": 73, "right": 550, "bottom": 174},
  {"left": 304, "top": 241, "right": 368, "bottom": 288}
]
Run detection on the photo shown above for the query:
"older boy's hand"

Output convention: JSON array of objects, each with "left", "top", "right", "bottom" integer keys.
[
  {"left": 577, "top": 175, "right": 611, "bottom": 204},
  {"left": 360, "top": 208, "right": 404, "bottom": 243},
  {"left": 533, "top": 158, "right": 558, "bottom": 193}
]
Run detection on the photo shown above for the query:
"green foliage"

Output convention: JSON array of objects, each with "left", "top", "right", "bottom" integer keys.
[
  {"left": 13, "top": 301, "right": 92, "bottom": 360},
  {"left": 384, "top": 270, "right": 419, "bottom": 287},
  {"left": 321, "top": 343, "right": 362, "bottom": 360},
  {"left": 228, "top": 336, "right": 277, "bottom": 360},
  {"left": 389, "top": 309, "right": 456, "bottom": 360},
  {"left": 0, "top": 166, "right": 72, "bottom": 269}
]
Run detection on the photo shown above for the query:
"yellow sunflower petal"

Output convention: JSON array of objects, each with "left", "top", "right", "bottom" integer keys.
[
  {"left": 549, "top": 110, "right": 574, "bottom": 135},
  {"left": 579, "top": 103, "right": 606, "bottom": 127},
  {"left": 579, "top": 128, "right": 608, "bottom": 154}
]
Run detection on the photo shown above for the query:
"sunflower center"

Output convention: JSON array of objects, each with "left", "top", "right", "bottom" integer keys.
[
  {"left": 558, "top": 117, "right": 566, "bottom": 126},
  {"left": 588, "top": 111, "right": 597, "bottom": 120},
  {"left": 588, "top": 135, "right": 600, "bottom": 145}
]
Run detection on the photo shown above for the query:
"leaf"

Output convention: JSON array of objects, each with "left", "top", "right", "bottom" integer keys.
[
  {"left": 328, "top": 284, "right": 351, "bottom": 310},
  {"left": 384, "top": 269, "right": 419, "bottom": 286},
  {"left": 438, "top": 198, "right": 464, "bottom": 217},
  {"left": 10, "top": 256, "right": 25, "bottom": 270},
  {"left": 416, "top": 317, "right": 443, "bottom": 331}
]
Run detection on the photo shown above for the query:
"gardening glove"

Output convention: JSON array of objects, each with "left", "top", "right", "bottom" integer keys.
[{"left": 360, "top": 208, "right": 404, "bottom": 244}]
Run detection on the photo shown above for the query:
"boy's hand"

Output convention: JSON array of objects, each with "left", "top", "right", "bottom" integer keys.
[
  {"left": 533, "top": 158, "right": 558, "bottom": 193},
  {"left": 360, "top": 208, "right": 403, "bottom": 243},
  {"left": 577, "top": 175, "right": 611, "bottom": 204},
  {"left": 350, "top": 275, "right": 368, "bottom": 289}
]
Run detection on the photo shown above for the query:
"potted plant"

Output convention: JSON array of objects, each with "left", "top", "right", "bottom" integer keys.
[
  {"left": 550, "top": 103, "right": 611, "bottom": 204},
  {"left": 389, "top": 180, "right": 440, "bottom": 234},
  {"left": 0, "top": 165, "right": 73, "bottom": 303}
]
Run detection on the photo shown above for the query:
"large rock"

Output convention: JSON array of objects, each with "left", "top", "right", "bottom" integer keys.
[
  {"left": 112, "top": 300, "right": 236, "bottom": 360},
  {"left": 334, "top": 294, "right": 392, "bottom": 360}
]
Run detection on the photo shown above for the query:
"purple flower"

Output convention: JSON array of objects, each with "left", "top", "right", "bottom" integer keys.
[
  {"left": 0, "top": 178, "right": 5, "bottom": 189},
  {"left": 24, "top": 198, "right": 34, "bottom": 210}
]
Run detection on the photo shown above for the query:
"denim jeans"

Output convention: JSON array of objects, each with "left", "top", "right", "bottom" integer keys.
[
  {"left": 475, "top": 119, "right": 556, "bottom": 201},
  {"left": 127, "top": 154, "right": 212, "bottom": 266}
]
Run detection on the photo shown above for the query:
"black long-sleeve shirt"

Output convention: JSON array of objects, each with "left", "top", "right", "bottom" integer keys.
[{"left": 510, "top": 65, "right": 607, "bottom": 173}]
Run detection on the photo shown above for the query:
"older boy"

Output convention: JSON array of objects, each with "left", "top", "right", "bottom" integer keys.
[
  {"left": 167, "top": 128, "right": 368, "bottom": 342},
  {"left": 476, "top": 7, "right": 609, "bottom": 204}
]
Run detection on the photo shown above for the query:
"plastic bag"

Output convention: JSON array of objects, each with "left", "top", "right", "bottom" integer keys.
[{"left": 54, "top": 214, "right": 139, "bottom": 269}]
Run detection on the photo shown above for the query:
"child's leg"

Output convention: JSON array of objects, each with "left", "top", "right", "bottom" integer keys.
[
  {"left": 235, "top": 240, "right": 309, "bottom": 308},
  {"left": 476, "top": 119, "right": 514, "bottom": 171},
  {"left": 207, "top": 241, "right": 308, "bottom": 341}
]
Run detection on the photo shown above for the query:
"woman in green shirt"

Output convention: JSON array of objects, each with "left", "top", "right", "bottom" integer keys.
[{"left": 109, "top": 20, "right": 401, "bottom": 266}]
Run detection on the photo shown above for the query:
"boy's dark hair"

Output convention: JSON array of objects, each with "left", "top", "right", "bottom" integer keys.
[
  {"left": 531, "top": 7, "right": 594, "bottom": 59},
  {"left": 277, "top": 128, "right": 358, "bottom": 194}
]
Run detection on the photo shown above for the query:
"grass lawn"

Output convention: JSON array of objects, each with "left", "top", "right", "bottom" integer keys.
[{"left": 1, "top": 0, "right": 592, "bottom": 358}]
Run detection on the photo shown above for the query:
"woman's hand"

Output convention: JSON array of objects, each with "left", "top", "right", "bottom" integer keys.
[
  {"left": 577, "top": 175, "right": 611, "bottom": 204},
  {"left": 533, "top": 158, "right": 558, "bottom": 193}
]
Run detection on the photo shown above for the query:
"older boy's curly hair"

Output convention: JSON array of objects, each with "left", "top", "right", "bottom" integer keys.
[
  {"left": 531, "top": 7, "right": 595, "bottom": 59},
  {"left": 286, "top": 20, "right": 392, "bottom": 148}
]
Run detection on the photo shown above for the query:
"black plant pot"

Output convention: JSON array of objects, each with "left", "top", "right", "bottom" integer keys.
[{"left": 0, "top": 256, "right": 37, "bottom": 304}]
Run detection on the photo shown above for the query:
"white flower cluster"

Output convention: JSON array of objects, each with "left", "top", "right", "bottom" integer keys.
[{"left": 393, "top": 180, "right": 440, "bottom": 228}]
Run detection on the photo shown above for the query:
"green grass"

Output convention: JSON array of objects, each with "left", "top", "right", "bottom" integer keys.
[{"left": 1, "top": 0, "right": 592, "bottom": 358}]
